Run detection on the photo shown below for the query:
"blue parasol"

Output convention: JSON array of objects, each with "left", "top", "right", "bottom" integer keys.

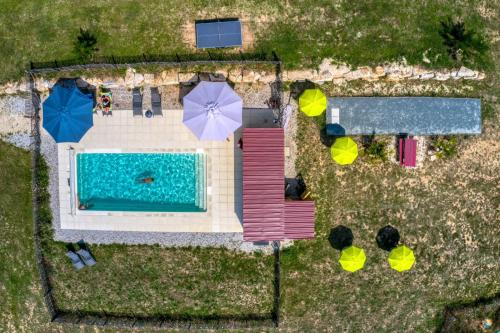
[{"left": 42, "top": 82, "right": 94, "bottom": 143}]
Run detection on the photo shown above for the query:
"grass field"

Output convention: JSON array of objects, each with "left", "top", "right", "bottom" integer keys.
[
  {"left": 1, "top": 2, "right": 499, "bottom": 330},
  {"left": 279, "top": 111, "right": 499, "bottom": 331},
  {"left": 1, "top": 78, "right": 499, "bottom": 331},
  {"left": 0, "top": 0, "right": 497, "bottom": 83},
  {"left": 44, "top": 243, "right": 274, "bottom": 318}
]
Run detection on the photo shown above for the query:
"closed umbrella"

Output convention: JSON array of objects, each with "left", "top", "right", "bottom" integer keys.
[
  {"left": 388, "top": 245, "right": 415, "bottom": 272},
  {"left": 42, "top": 83, "right": 94, "bottom": 143},
  {"left": 339, "top": 246, "right": 366, "bottom": 272},
  {"left": 183, "top": 81, "right": 242, "bottom": 141},
  {"left": 331, "top": 137, "right": 358, "bottom": 165},
  {"left": 299, "top": 88, "right": 327, "bottom": 117}
]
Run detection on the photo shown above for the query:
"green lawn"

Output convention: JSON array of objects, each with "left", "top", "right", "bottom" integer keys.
[
  {"left": 0, "top": 142, "right": 51, "bottom": 332},
  {"left": 44, "top": 243, "right": 274, "bottom": 318},
  {"left": 1, "top": 85, "right": 499, "bottom": 332},
  {"left": 0, "top": 0, "right": 497, "bottom": 83},
  {"left": 278, "top": 102, "right": 499, "bottom": 331}
]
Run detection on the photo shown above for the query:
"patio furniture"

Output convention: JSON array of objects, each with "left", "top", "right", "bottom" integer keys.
[
  {"left": 42, "top": 81, "right": 94, "bottom": 143},
  {"left": 132, "top": 88, "right": 143, "bottom": 117},
  {"left": 388, "top": 245, "right": 415, "bottom": 272},
  {"left": 76, "top": 248, "right": 96, "bottom": 266},
  {"left": 94, "top": 91, "right": 113, "bottom": 116},
  {"left": 339, "top": 246, "right": 366, "bottom": 272},
  {"left": 399, "top": 138, "right": 417, "bottom": 167},
  {"left": 376, "top": 225, "right": 400, "bottom": 251},
  {"left": 183, "top": 81, "right": 242, "bottom": 141},
  {"left": 331, "top": 137, "right": 358, "bottom": 165},
  {"left": 151, "top": 87, "right": 163, "bottom": 116},
  {"left": 66, "top": 251, "right": 85, "bottom": 270},
  {"left": 299, "top": 88, "right": 327, "bottom": 117}
]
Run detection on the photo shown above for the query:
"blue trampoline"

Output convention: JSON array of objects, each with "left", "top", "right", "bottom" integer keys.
[
  {"left": 195, "top": 19, "right": 242, "bottom": 49},
  {"left": 43, "top": 82, "right": 94, "bottom": 143}
]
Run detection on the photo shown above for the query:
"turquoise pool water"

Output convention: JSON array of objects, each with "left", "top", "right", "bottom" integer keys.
[{"left": 76, "top": 153, "right": 206, "bottom": 212}]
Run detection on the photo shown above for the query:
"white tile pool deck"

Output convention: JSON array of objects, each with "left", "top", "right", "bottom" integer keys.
[{"left": 50, "top": 108, "right": 276, "bottom": 233}]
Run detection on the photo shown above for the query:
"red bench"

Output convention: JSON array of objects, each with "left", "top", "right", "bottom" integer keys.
[{"left": 399, "top": 138, "right": 417, "bottom": 167}]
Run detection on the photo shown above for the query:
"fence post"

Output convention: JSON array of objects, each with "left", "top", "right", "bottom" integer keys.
[
  {"left": 272, "top": 51, "right": 280, "bottom": 63},
  {"left": 272, "top": 241, "right": 281, "bottom": 327}
]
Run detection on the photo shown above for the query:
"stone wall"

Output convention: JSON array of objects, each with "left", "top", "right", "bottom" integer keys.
[{"left": 0, "top": 59, "right": 485, "bottom": 95}]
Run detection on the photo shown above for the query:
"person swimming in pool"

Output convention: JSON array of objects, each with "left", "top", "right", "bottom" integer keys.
[{"left": 137, "top": 177, "right": 154, "bottom": 184}]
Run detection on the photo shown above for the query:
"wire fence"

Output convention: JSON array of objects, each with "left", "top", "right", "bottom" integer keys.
[
  {"left": 29, "top": 51, "right": 281, "bottom": 73},
  {"left": 27, "top": 51, "right": 283, "bottom": 329}
]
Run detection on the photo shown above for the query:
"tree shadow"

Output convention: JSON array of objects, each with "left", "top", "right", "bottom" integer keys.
[
  {"left": 376, "top": 225, "right": 400, "bottom": 251},
  {"left": 289, "top": 80, "right": 316, "bottom": 100},
  {"left": 328, "top": 225, "right": 353, "bottom": 250}
]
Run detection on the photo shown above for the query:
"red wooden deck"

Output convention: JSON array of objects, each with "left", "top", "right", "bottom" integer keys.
[{"left": 242, "top": 128, "right": 315, "bottom": 242}]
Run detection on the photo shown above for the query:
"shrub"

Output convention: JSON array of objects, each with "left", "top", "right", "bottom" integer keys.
[
  {"left": 438, "top": 18, "right": 489, "bottom": 64},
  {"left": 430, "top": 136, "right": 458, "bottom": 158},
  {"left": 73, "top": 28, "right": 98, "bottom": 61},
  {"left": 364, "top": 140, "right": 387, "bottom": 162}
]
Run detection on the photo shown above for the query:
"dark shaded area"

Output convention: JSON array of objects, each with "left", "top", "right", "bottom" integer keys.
[
  {"left": 437, "top": 293, "right": 500, "bottom": 333},
  {"left": 285, "top": 175, "right": 306, "bottom": 199},
  {"left": 325, "top": 123, "right": 346, "bottom": 137},
  {"left": 328, "top": 225, "right": 353, "bottom": 250},
  {"left": 439, "top": 18, "right": 489, "bottom": 62},
  {"left": 30, "top": 51, "right": 278, "bottom": 71},
  {"left": 53, "top": 310, "right": 274, "bottom": 330},
  {"left": 320, "top": 127, "right": 335, "bottom": 147},
  {"left": 76, "top": 239, "right": 92, "bottom": 255},
  {"left": 361, "top": 133, "right": 376, "bottom": 149},
  {"left": 376, "top": 225, "right": 400, "bottom": 251},
  {"left": 289, "top": 80, "right": 316, "bottom": 100},
  {"left": 178, "top": 72, "right": 234, "bottom": 105},
  {"left": 55, "top": 77, "right": 96, "bottom": 107}
]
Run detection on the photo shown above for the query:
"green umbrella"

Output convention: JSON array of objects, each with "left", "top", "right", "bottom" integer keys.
[{"left": 339, "top": 246, "right": 366, "bottom": 272}]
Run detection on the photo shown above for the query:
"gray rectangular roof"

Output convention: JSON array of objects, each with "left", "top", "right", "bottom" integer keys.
[{"left": 326, "top": 97, "right": 481, "bottom": 136}]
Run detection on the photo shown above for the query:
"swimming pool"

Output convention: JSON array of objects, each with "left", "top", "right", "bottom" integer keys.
[{"left": 76, "top": 152, "right": 206, "bottom": 212}]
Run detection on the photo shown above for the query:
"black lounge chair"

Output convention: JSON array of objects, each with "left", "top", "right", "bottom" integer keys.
[
  {"left": 132, "top": 87, "right": 143, "bottom": 117},
  {"left": 151, "top": 87, "right": 163, "bottom": 116}
]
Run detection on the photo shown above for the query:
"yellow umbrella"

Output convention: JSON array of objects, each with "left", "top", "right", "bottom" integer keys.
[
  {"left": 299, "top": 88, "right": 327, "bottom": 116},
  {"left": 331, "top": 137, "right": 358, "bottom": 165},
  {"left": 388, "top": 245, "right": 415, "bottom": 272},
  {"left": 339, "top": 246, "right": 366, "bottom": 272}
]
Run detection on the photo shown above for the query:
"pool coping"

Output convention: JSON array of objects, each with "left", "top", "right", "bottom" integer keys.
[{"left": 70, "top": 149, "right": 211, "bottom": 218}]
